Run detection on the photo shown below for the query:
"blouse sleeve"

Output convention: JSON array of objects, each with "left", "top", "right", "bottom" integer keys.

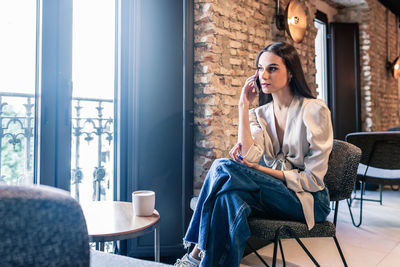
[
  {"left": 283, "top": 101, "right": 333, "bottom": 193},
  {"left": 242, "top": 108, "right": 265, "bottom": 163}
]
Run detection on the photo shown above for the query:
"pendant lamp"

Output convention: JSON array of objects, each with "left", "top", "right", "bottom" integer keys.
[
  {"left": 392, "top": 56, "right": 400, "bottom": 79},
  {"left": 386, "top": 11, "right": 400, "bottom": 79}
]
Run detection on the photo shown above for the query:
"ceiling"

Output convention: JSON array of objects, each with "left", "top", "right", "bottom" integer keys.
[
  {"left": 331, "top": 0, "right": 366, "bottom": 7},
  {"left": 325, "top": 0, "right": 366, "bottom": 8},
  {"left": 378, "top": 0, "right": 400, "bottom": 15}
]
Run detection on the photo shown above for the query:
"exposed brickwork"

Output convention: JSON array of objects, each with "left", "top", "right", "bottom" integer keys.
[
  {"left": 193, "top": 0, "right": 400, "bottom": 193},
  {"left": 193, "top": 0, "right": 316, "bottom": 193},
  {"left": 364, "top": 0, "right": 399, "bottom": 131},
  {"left": 335, "top": 0, "right": 399, "bottom": 131}
]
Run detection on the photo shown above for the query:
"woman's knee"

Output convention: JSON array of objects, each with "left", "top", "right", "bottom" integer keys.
[
  {"left": 208, "top": 158, "right": 233, "bottom": 173},
  {"left": 205, "top": 158, "right": 235, "bottom": 183},
  {"left": 211, "top": 158, "right": 237, "bottom": 173},
  {"left": 212, "top": 158, "right": 233, "bottom": 167}
]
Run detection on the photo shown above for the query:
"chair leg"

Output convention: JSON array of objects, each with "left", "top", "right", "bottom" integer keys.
[
  {"left": 333, "top": 236, "right": 348, "bottom": 267},
  {"left": 353, "top": 181, "right": 384, "bottom": 204},
  {"left": 113, "top": 241, "right": 119, "bottom": 254},
  {"left": 277, "top": 226, "right": 320, "bottom": 267},
  {"left": 347, "top": 181, "right": 364, "bottom": 227},
  {"left": 272, "top": 237, "right": 278, "bottom": 267},
  {"left": 278, "top": 239, "right": 286, "bottom": 267},
  {"left": 362, "top": 182, "right": 366, "bottom": 196},
  {"left": 349, "top": 184, "right": 355, "bottom": 206},
  {"left": 248, "top": 225, "right": 323, "bottom": 267},
  {"left": 246, "top": 241, "right": 270, "bottom": 267},
  {"left": 349, "top": 180, "right": 362, "bottom": 206},
  {"left": 246, "top": 237, "right": 286, "bottom": 267},
  {"left": 292, "top": 236, "right": 320, "bottom": 267}
]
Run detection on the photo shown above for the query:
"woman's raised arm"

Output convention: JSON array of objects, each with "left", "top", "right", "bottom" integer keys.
[{"left": 238, "top": 74, "right": 258, "bottom": 156}]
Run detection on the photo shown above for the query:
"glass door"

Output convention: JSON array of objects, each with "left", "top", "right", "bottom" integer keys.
[
  {"left": 71, "top": 0, "right": 117, "bottom": 203},
  {"left": 0, "top": 0, "right": 38, "bottom": 185}
]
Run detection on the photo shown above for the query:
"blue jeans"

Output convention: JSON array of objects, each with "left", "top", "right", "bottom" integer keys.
[{"left": 184, "top": 158, "right": 331, "bottom": 267}]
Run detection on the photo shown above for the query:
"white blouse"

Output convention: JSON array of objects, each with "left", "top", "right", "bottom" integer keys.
[{"left": 243, "top": 95, "right": 333, "bottom": 229}]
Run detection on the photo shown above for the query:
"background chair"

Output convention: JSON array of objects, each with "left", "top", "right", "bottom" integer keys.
[
  {"left": 247, "top": 139, "right": 361, "bottom": 267},
  {"left": 388, "top": 126, "right": 400, "bottom": 131},
  {"left": 0, "top": 185, "right": 90, "bottom": 266},
  {"left": 0, "top": 185, "right": 171, "bottom": 267},
  {"left": 345, "top": 131, "right": 400, "bottom": 227}
]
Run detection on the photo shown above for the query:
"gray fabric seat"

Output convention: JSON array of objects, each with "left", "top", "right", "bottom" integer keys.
[
  {"left": 248, "top": 219, "right": 336, "bottom": 241},
  {"left": 247, "top": 140, "right": 361, "bottom": 267},
  {"left": 0, "top": 185, "right": 171, "bottom": 267}
]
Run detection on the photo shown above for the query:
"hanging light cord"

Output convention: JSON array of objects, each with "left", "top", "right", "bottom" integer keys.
[{"left": 276, "top": 0, "right": 280, "bottom": 17}]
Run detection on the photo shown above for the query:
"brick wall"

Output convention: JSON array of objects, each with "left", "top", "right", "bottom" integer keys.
[
  {"left": 365, "top": 0, "right": 399, "bottom": 131},
  {"left": 193, "top": 0, "right": 400, "bottom": 193},
  {"left": 335, "top": 0, "right": 399, "bottom": 131}
]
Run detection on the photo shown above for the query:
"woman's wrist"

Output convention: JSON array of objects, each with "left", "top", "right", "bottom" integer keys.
[
  {"left": 239, "top": 101, "right": 249, "bottom": 110},
  {"left": 253, "top": 164, "right": 261, "bottom": 171}
]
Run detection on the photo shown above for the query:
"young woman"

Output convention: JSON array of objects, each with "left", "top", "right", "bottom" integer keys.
[{"left": 175, "top": 42, "right": 333, "bottom": 267}]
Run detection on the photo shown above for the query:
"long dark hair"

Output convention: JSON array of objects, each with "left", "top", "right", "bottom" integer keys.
[{"left": 255, "top": 42, "right": 315, "bottom": 106}]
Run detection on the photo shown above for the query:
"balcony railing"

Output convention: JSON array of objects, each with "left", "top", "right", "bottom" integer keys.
[{"left": 0, "top": 92, "right": 114, "bottom": 202}]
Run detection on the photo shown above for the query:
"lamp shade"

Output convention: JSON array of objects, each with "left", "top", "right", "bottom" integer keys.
[
  {"left": 393, "top": 56, "right": 400, "bottom": 79},
  {"left": 285, "top": 0, "right": 307, "bottom": 43}
]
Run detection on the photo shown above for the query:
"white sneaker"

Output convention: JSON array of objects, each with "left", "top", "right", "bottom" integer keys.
[{"left": 174, "top": 254, "right": 200, "bottom": 267}]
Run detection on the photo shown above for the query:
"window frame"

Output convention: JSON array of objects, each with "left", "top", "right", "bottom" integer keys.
[
  {"left": 38, "top": 0, "right": 73, "bottom": 190},
  {"left": 314, "top": 10, "right": 329, "bottom": 104},
  {"left": 21, "top": 0, "right": 192, "bottom": 257}
]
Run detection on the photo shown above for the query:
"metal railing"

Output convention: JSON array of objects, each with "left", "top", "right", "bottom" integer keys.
[
  {"left": 0, "top": 92, "right": 34, "bottom": 185},
  {"left": 0, "top": 92, "right": 114, "bottom": 202},
  {"left": 71, "top": 97, "right": 114, "bottom": 202}
]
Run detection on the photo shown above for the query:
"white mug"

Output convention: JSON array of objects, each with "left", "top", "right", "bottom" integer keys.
[{"left": 132, "top": 190, "right": 155, "bottom": 216}]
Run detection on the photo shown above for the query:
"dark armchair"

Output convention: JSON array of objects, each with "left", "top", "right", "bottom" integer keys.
[
  {"left": 247, "top": 139, "right": 361, "bottom": 267},
  {"left": 345, "top": 131, "right": 400, "bottom": 227}
]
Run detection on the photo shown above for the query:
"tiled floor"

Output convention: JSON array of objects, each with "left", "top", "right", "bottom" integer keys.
[{"left": 240, "top": 188, "right": 400, "bottom": 267}]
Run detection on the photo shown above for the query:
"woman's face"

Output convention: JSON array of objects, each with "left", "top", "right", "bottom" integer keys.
[{"left": 257, "top": 52, "right": 292, "bottom": 95}]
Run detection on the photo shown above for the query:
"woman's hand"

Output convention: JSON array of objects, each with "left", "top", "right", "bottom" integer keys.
[
  {"left": 239, "top": 158, "right": 260, "bottom": 170},
  {"left": 239, "top": 72, "right": 258, "bottom": 108},
  {"left": 229, "top": 142, "right": 260, "bottom": 170},
  {"left": 229, "top": 143, "right": 242, "bottom": 162}
]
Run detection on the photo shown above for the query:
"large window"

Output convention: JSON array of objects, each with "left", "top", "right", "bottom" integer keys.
[
  {"left": 71, "top": 0, "right": 116, "bottom": 203},
  {"left": 0, "top": 0, "right": 192, "bottom": 257},
  {"left": 0, "top": 0, "right": 118, "bottom": 203},
  {"left": 0, "top": 0, "right": 37, "bottom": 185}
]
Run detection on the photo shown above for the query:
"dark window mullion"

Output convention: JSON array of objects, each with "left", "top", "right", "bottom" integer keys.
[{"left": 39, "top": 0, "right": 72, "bottom": 190}]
